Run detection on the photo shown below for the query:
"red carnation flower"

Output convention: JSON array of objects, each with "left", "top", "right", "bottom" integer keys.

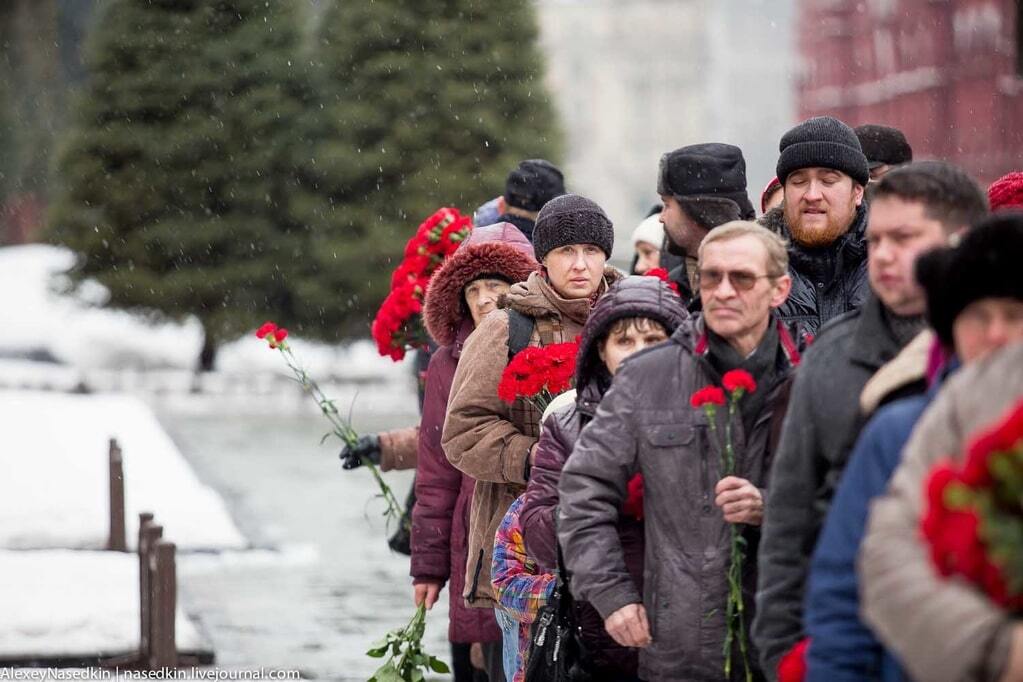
[
  {"left": 645, "top": 267, "right": 680, "bottom": 295},
  {"left": 690, "top": 385, "right": 726, "bottom": 408},
  {"left": 722, "top": 369, "right": 757, "bottom": 396},
  {"left": 273, "top": 328, "right": 289, "bottom": 343},
  {"left": 497, "top": 341, "right": 579, "bottom": 412},
  {"left": 255, "top": 321, "right": 277, "bottom": 339},
  {"left": 623, "top": 474, "right": 644, "bottom": 520}
]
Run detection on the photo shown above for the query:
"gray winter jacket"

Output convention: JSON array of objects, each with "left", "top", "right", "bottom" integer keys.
[
  {"left": 558, "top": 316, "right": 800, "bottom": 681},
  {"left": 760, "top": 205, "right": 870, "bottom": 345},
  {"left": 752, "top": 294, "right": 924, "bottom": 678}
]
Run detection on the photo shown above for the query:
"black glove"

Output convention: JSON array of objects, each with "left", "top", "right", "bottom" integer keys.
[{"left": 339, "top": 434, "right": 381, "bottom": 470}]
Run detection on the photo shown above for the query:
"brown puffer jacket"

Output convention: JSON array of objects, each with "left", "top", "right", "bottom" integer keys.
[
  {"left": 558, "top": 316, "right": 800, "bottom": 681},
  {"left": 860, "top": 342, "right": 1023, "bottom": 682},
  {"left": 442, "top": 267, "right": 621, "bottom": 608}
]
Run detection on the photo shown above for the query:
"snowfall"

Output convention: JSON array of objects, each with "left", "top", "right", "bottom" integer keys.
[{"left": 0, "top": 244, "right": 416, "bottom": 666}]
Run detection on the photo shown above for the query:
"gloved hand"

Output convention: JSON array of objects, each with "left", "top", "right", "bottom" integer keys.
[{"left": 339, "top": 434, "right": 382, "bottom": 470}]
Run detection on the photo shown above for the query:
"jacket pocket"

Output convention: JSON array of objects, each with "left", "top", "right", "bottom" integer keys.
[
  {"left": 644, "top": 423, "right": 694, "bottom": 448},
  {"left": 467, "top": 548, "right": 485, "bottom": 604}
]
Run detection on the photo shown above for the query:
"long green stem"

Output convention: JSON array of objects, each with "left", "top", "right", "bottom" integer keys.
[
  {"left": 279, "top": 346, "right": 407, "bottom": 531},
  {"left": 707, "top": 397, "right": 753, "bottom": 681}
]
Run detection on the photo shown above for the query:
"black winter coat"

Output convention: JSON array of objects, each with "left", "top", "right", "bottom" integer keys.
[
  {"left": 496, "top": 212, "right": 536, "bottom": 243},
  {"left": 760, "top": 205, "right": 870, "bottom": 345},
  {"left": 752, "top": 295, "right": 925, "bottom": 678}
]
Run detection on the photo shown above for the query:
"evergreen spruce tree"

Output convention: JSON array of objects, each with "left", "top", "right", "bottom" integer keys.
[
  {"left": 48, "top": 0, "right": 322, "bottom": 370},
  {"left": 302, "top": 0, "right": 562, "bottom": 336}
]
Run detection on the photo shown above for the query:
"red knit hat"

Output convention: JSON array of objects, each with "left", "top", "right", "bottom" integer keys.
[
  {"left": 761, "top": 176, "right": 782, "bottom": 214},
  {"left": 988, "top": 171, "right": 1023, "bottom": 212}
]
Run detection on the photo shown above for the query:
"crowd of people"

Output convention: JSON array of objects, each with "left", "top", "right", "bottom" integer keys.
[{"left": 338, "top": 116, "right": 1023, "bottom": 682}]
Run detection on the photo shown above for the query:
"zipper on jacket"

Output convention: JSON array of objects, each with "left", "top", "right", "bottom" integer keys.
[{"left": 467, "top": 548, "right": 485, "bottom": 604}]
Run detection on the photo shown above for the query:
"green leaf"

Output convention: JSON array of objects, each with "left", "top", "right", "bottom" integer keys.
[
  {"left": 428, "top": 656, "right": 451, "bottom": 674},
  {"left": 370, "top": 662, "right": 403, "bottom": 682}
]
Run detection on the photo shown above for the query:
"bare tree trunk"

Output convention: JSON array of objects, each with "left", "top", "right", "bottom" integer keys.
[{"left": 198, "top": 329, "right": 217, "bottom": 373}]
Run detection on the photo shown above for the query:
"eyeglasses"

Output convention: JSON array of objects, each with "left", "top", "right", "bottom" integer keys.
[{"left": 696, "top": 268, "right": 780, "bottom": 292}]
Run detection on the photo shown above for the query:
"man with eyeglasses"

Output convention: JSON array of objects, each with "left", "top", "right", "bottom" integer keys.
[
  {"left": 558, "top": 222, "right": 800, "bottom": 682},
  {"left": 753, "top": 161, "right": 990, "bottom": 680}
]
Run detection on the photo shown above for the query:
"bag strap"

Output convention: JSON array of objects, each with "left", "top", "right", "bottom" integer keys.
[
  {"left": 554, "top": 518, "right": 576, "bottom": 619},
  {"left": 507, "top": 308, "right": 536, "bottom": 358}
]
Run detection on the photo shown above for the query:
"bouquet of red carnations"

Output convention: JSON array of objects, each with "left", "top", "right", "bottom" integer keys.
[
  {"left": 497, "top": 340, "right": 579, "bottom": 413},
  {"left": 922, "top": 398, "right": 1023, "bottom": 610},
  {"left": 371, "top": 207, "right": 473, "bottom": 361}
]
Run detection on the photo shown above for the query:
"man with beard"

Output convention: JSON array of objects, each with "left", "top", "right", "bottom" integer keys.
[
  {"left": 753, "top": 161, "right": 990, "bottom": 679},
  {"left": 759, "top": 116, "right": 870, "bottom": 344},
  {"left": 657, "top": 143, "right": 757, "bottom": 307}
]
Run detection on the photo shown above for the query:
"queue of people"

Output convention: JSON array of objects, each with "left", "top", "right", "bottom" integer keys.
[{"left": 339, "top": 116, "right": 1023, "bottom": 682}]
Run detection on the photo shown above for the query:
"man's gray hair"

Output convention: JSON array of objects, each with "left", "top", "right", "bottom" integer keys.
[{"left": 698, "top": 221, "right": 789, "bottom": 277}]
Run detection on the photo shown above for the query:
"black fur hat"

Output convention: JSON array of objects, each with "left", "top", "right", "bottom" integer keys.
[
  {"left": 915, "top": 213, "right": 1023, "bottom": 346},
  {"left": 657, "top": 143, "right": 756, "bottom": 227}
]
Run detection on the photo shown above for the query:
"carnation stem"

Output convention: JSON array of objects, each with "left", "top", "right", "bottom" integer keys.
[{"left": 279, "top": 346, "right": 407, "bottom": 531}]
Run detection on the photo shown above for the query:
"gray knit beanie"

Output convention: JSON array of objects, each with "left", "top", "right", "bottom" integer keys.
[
  {"left": 531, "top": 194, "right": 614, "bottom": 262},
  {"left": 776, "top": 116, "right": 870, "bottom": 186}
]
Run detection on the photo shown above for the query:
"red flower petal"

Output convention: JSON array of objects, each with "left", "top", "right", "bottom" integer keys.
[
  {"left": 255, "top": 321, "right": 277, "bottom": 339},
  {"left": 777, "top": 637, "right": 809, "bottom": 682},
  {"left": 690, "top": 385, "right": 725, "bottom": 408},
  {"left": 722, "top": 369, "right": 757, "bottom": 395}
]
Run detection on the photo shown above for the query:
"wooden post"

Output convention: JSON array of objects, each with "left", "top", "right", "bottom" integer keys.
[
  {"left": 107, "top": 438, "right": 126, "bottom": 552},
  {"left": 148, "top": 540, "right": 178, "bottom": 670},
  {"left": 139, "top": 519, "right": 162, "bottom": 661}
]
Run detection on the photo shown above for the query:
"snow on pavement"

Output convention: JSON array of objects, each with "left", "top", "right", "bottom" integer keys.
[
  {"left": 0, "top": 390, "right": 246, "bottom": 551},
  {"left": 0, "top": 549, "right": 203, "bottom": 659}
]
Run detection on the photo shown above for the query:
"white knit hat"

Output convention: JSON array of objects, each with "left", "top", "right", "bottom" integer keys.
[{"left": 631, "top": 214, "right": 664, "bottom": 248}]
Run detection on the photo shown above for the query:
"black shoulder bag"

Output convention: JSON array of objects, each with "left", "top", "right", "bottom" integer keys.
[{"left": 524, "top": 544, "right": 592, "bottom": 682}]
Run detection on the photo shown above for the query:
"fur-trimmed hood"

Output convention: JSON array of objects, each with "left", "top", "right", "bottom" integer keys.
[{"left": 423, "top": 222, "right": 538, "bottom": 346}]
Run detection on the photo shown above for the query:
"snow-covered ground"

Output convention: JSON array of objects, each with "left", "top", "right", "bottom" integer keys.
[
  {"left": 1, "top": 243, "right": 432, "bottom": 676},
  {"left": 0, "top": 390, "right": 246, "bottom": 551},
  {"left": 0, "top": 549, "right": 204, "bottom": 659}
]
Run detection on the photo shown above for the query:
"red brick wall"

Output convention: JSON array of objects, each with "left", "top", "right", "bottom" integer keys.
[{"left": 797, "top": 0, "right": 1023, "bottom": 185}]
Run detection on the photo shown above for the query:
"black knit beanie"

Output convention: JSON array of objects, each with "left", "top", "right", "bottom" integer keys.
[
  {"left": 915, "top": 213, "right": 1023, "bottom": 347},
  {"left": 776, "top": 116, "right": 870, "bottom": 186},
  {"left": 531, "top": 193, "right": 614, "bottom": 262},
  {"left": 504, "top": 159, "right": 566, "bottom": 212}
]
